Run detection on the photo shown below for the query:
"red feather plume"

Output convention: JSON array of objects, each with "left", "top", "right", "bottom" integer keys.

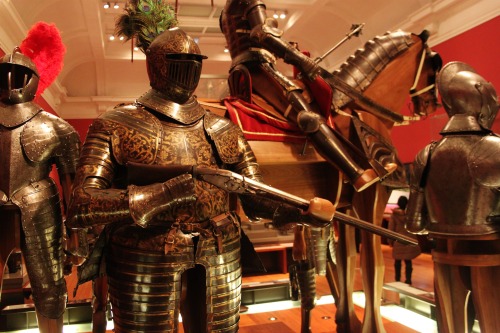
[{"left": 19, "top": 22, "right": 66, "bottom": 96}]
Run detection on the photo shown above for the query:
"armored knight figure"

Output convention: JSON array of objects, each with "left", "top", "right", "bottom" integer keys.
[
  {"left": 406, "top": 62, "right": 500, "bottom": 333},
  {"left": 67, "top": 25, "right": 333, "bottom": 333},
  {"left": 0, "top": 45, "right": 81, "bottom": 332},
  {"left": 219, "top": 0, "right": 394, "bottom": 192}
]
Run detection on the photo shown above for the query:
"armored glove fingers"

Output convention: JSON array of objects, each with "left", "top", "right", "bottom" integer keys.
[{"left": 129, "top": 174, "right": 196, "bottom": 228}]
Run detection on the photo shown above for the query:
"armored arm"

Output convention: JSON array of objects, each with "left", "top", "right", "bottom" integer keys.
[
  {"left": 67, "top": 118, "right": 196, "bottom": 229},
  {"left": 406, "top": 145, "right": 432, "bottom": 234},
  {"left": 245, "top": 1, "right": 319, "bottom": 79},
  {"left": 51, "top": 120, "right": 89, "bottom": 266}
]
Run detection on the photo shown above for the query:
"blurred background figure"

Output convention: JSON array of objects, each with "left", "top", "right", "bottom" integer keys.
[{"left": 388, "top": 196, "right": 420, "bottom": 285}]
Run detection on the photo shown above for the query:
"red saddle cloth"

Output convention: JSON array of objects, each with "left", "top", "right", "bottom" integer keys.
[
  {"left": 224, "top": 97, "right": 306, "bottom": 143},
  {"left": 223, "top": 73, "right": 334, "bottom": 144}
]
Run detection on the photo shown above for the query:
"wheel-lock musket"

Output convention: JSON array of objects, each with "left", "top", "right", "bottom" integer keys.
[{"left": 127, "top": 162, "right": 417, "bottom": 246}]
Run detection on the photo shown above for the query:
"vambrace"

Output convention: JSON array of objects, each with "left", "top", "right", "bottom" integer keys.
[
  {"left": 246, "top": 6, "right": 318, "bottom": 78},
  {"left": 406, "top": 145, "right": 432, "bottom": 234},
  {"left": 67, "top": 186, "right": 131, "bottom": 228},
  {"left": 129, "top": 174, "right": 197, "bottom": 227},
  {"left": 406, "top": 185, "right": 428, "bottom": 234}
]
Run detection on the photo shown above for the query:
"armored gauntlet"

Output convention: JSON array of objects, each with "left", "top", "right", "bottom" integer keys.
[{"left": 129, "top": 174, "right": 196, "bottom": 227}]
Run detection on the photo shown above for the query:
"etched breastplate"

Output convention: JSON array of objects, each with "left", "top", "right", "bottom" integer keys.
[{"left": 156, "top": 119, "right": 230, "bottom": 221}]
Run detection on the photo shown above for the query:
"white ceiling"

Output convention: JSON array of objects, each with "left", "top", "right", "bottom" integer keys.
[{"left": 0, "top": 0, "right": 498, "bottom": 119}]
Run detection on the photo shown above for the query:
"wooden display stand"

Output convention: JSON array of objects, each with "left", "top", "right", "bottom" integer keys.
[{"left": 0, "top": 207, "right": 29, "bottom": 310}]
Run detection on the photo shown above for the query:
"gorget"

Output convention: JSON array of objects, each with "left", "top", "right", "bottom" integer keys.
[
  {"left": 136, "top": 89, "right": 205, "bottom": 125},
  {"left": 440, "top": 114, "right": 484, "bottom": 134},
  {"left": 0, "top": 102, "right": 41, "bottom": 127}
]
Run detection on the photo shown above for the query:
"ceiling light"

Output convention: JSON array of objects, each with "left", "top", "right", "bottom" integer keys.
[
  {"left": 109, "top": 35, "right": 115, "bottom": 41},
  {"left": 113, "top": 3, "right": 119, "bottom": 9},
  {"left": 119, "top": 36, "right": 125, "bottom": 41},
  {"left": 279, "top": 11, "right": 287, "bottom": 19},
  {"left": 224, "top": 46, "right": 229, "bottom": 53},
  {"left": 103, "top": 2, "right": 110, "bottom": 9},
  {"left": 272, "top": 12, "right": 278, "bottom": 19}
]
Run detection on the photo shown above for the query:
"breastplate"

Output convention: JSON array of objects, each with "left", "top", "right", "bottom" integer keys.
[{"left": 156, "top": 119, "right": 230, "bottom": 221}]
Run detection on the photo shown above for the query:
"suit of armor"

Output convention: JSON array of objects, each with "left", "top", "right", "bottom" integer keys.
[
  {"left": 67, "top": 27, "right": 325, "bottom": 333},
  {"left": 220, "top": 0, "right": 383, "bottom": 192},
  {"left": 0, "top": 49, "right": 81, "bottom": 332},
  {"left": 407, "top": 62, "right": 500, "bottom": 333}
]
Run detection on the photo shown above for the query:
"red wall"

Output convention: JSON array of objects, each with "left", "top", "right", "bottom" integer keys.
[
  {"left": 66, "top": 118, "right": 94, "bottom": 143},
  {"left": 392, "top": 16, "right": 500, "bottom": 163}
]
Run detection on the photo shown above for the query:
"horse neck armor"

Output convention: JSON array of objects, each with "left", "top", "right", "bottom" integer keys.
[{"left": 331, "top": 30, "right": 415, "bottom": 108}]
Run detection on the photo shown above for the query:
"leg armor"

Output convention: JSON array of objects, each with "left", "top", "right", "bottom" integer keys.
[
  {"left": 16, "top": 180, "right": 67, "bottom": 319},
  {"left": 106, "top": 214, "right": 242, "bottom": 333},
  {"left": 106, "top": 225, "right": 195, "bottom": 332},
  {"left": 308, "top": 225, "right": 331, "bottom": 276},
  {"left": 186, "top": 215, "right": 242, "bottom": 333}
]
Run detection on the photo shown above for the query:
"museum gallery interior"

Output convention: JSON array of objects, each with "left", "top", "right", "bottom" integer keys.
[{"left": 0, "top": 0, "right": 499, "bottom": 332}]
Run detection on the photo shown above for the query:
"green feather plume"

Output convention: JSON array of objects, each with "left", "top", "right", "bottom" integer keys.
[{"left": 115, "top": 0, "right": 178, "bottom": 53}]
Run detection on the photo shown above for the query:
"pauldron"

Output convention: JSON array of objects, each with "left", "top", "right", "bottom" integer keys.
[
  {"left": 467, "top": 134, "right": 500, "bottom": 188},
  {"left": 21, "top": 111, "right": 80, "bottom": 171},
  {"left": 93, "top": 104, "right": 163, "bottom": 165},
  {"left": 204, "top": 111, "right": 244, "bottom": 164}
]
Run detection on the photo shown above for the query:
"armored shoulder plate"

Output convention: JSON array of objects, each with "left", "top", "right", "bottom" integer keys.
[
  {"left": 412, "top": 142, "right": 435, "bottom": 188},
  {"left": 468, "top": 134, "right": 500, "bottom": 188},
  {"left": 94, "top": 104, "right": 163, "bottom": 165},
  {"left": 21, "top": 111, "right": 80, "bottom": 167},
  {"left": 204, "top": 111, "right": 244, "bottom": 164}
]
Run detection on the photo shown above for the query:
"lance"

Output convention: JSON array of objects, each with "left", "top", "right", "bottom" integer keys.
[{"left": 314, "top": 23, "right": 365, "bottom": 65}]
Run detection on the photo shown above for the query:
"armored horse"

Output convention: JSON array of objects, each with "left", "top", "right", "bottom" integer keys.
[{"left": 219, "top": 29, "right": 441, "bottom": 332}]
